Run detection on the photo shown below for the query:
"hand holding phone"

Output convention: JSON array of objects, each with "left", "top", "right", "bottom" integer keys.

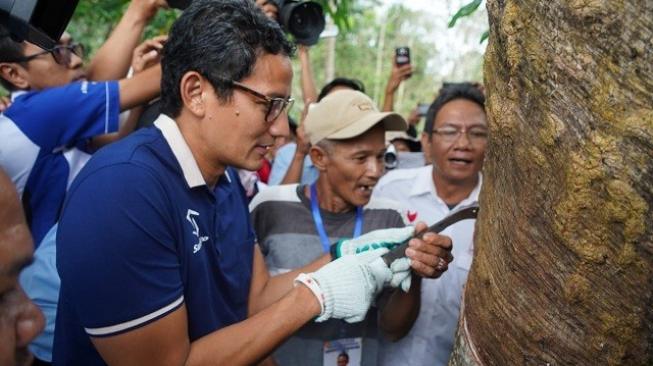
[{"left": 395, "top": 47, "right": 411, "bottom": 66}]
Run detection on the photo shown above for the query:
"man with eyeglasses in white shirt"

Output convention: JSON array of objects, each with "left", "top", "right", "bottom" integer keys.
[{"left": 373, "top": 82, "right": 487, "bottom": 366}]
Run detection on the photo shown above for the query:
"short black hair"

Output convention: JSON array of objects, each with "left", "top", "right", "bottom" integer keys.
[
  {"left": 317, "top": 77, "right": 365, "bottom": 102},
  {"left": 160, "top": 0, "right": 295, "bottom": 117},
  {"left": 337, "top": 351, "right": 349, "bottom": 360},
  {"left": 424, "top": 82, "right": 485, "bottom": 135},
  {"left": 0, "top": 25, "right": 26, "bottom": 91}
]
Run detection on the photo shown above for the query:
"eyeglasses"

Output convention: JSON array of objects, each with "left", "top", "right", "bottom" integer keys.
[
  {"left": 230, "top": 80, "right": 294, "bottom": 123},
  {"left": 432, "top": 125, "right": 488, "bottom": 145},
  {"left": 6, "top": 43, "right": 84, "bottom": 66}
]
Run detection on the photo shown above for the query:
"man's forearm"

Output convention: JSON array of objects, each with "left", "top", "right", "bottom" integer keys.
[
  {"left": 249, "top": 253, "right": 330, "bottom": 315},
  {"left": 87, "top": 3, "right": 155, "bottom": 81},
  {"left": 188, "top": 286, "right": 320, "bottom": 365},
  {"left": 89, "top": 106, "right": 144, "bottom": 150},
  {"left": 119, "top": 65, "right": 161, "bottom": 111},
  {"left": 299, "top": 47, "right": 318, "bottom": 105},
  {"left": 378, "top": 274, "right": 422, "bottom": 341},
  {"left": 279, "top": 152, "right": 307, "bottom": 185},
  {"left": 382, "top": 89, "right": 395, "bottom": 112}
]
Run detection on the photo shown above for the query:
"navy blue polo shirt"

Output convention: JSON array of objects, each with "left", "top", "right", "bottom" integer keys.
[{"left": 53, "top": 115, "right": 255, "bottom": 365}]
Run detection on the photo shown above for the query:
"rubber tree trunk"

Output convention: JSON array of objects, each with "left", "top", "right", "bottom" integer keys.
[{"left": 450, "top": 1, "right": 653, "bottom": 365}]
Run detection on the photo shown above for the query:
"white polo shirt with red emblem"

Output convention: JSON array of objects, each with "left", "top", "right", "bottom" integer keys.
[{"left": 372, "top": 164, "right": 481, "bottom": 366}]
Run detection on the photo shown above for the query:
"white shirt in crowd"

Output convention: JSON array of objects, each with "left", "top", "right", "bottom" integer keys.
[{"left": 372, "top": 165, "right": 481, "bottom": 366}]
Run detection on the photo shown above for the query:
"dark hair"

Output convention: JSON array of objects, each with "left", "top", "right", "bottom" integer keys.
[
  {"left": 160, "top": 0, "right": 295, "bottom": 117},
  {"left": 424, "top": 82, "right": 485, "bottom": 135},
  {"left": 317, "top": 77, "right": 365, "bottom": 102},
  {"left": 337, "top": 351, "right": 349, "bottom": 361},
  {"left": 0, "top": 26, "right": 26, "bottom": 91}
]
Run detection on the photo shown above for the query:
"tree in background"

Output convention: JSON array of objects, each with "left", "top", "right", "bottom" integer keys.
[{"left": 451, "top": 0, "right": 652, "bottom": 364}]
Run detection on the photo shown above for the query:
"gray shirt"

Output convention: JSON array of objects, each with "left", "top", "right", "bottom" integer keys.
[{"left": 250, "top": 184, "right": 408, "bottom": 366}]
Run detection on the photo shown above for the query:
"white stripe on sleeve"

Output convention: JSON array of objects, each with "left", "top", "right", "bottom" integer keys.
[{"left": 85, "top": 295, "right": 184, "bottom": 337}]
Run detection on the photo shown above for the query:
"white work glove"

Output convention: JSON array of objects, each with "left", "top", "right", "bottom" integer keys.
[
  {"left": 389, "top": 257, "right": 412, "bottom": 293},
  {"left": 330, "top": 226, "right": 416, "bottom": 292},
  {"left": 330, "top": 226, "right": 414, "bottom": 259},
  {"left": 295, "top": 248, "right": 392, "bottom": 323}
]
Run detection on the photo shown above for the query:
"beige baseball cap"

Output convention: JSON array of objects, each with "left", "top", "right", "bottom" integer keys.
[{"left": 304, "top": 89, "right": 408, "bottom": 145}]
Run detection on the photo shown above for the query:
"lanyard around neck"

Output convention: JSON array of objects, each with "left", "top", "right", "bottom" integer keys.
[{"left": 310, "top": 183, "right": 364, "bottom": 253}]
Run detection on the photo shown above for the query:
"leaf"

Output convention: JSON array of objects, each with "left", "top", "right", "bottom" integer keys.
[
  {"left": 480, "top": 30, "right": 489, "bottom": 43},
  {"left": 448, "top": 0, "right": 482, "bottom": 28}
]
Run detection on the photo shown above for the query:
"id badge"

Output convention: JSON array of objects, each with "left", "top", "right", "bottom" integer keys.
[{"left": 322, "top": 337, "right": 362, "bottom": 366}]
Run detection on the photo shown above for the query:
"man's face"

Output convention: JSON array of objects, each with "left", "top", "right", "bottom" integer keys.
[
  {"left": 18, "top": 34, "right": 85, "bottom": 90},
  {"left": 320, "top": 125, "right": 386, "bottom": 208},
  {"left": 424, "top": 98, "right": 487, "bottom": 185},
  {"left": 200, "top": 53, "right": 293, "bottom": 171},
  {"left": 0, "top": 174, "right": 45, "bottom": 366},
  {"left": 337, "top": 355, "right": 349, "bottom": 366}
]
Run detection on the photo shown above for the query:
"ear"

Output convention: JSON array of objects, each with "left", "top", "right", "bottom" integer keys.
[
  {"left": 179, "top": 71, "right": 206, "bottom": 118},
  {"left": 0, "top": 63, "right": 30, "bottom": 90},
  {"left": 309, "top": 145, "right": 329, "bottom": 172}
]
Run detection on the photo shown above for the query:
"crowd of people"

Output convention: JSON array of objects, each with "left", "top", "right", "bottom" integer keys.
[{"left": 0, "top": 0, "right": 487, "bottom": 365}]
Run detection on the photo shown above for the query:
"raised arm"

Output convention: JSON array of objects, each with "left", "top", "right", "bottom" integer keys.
[
  {"left": 91, "top": 36, "right": 166, "bottom": 149},
  {"left": 382, "top": 60, "right": 413, "bottom": 112},
  {"left": 278, "top": 124, "right": 311, "bottom": 185},
  {"left": 87, "top": 0, "right": 168, "bottom": 81},
  {"left": 118, "top": 64, "right": 161, "bottom": 111},
  {"left": 298, "top": 45, "right": 318, "bottom": 106}
]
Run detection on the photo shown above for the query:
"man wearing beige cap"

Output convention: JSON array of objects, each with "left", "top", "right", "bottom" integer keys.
[{"left": 250, "top": 89, "right": 453, "bottom": 366}]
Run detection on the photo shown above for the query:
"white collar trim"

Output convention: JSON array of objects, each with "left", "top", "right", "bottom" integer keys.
[
  {"left": 410, "top": 165, "right": 483, "bottom": 204},
  {"left": 154, "top": 114, "right": 207, "bottom": 188}
]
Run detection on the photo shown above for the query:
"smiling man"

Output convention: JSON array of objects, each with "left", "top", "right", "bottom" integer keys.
[
  {"left": 51, "top": 1, "right": 452, "bottom": 365},
  {"left": 249, "top": 89, "right": 452, "bottom": 365},
  {"left": 372, "top": 82, "right": 487, "bottom": 366}
]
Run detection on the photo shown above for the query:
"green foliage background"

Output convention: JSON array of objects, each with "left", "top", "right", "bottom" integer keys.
[{"left": 57, "top": 1, "right": 486, "bottom": 123}]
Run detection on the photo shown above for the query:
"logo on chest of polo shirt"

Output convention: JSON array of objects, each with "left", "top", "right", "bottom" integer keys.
[
  {"left": 186, "top": 209, "right": 209, "bottom": 254},
  {"left": 407, "top": 210, "right": 418, "bottom": 223}
]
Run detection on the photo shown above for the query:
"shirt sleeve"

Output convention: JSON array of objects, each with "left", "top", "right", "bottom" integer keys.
[
  {"left": 56, "top": 163, "right": 183, "bottom": 337},
  {"left": 6, "top": 81, "right": 120, "bottom": 151},
  {"left": 268, "top": 143, "right": 296, "bottom": 185}
]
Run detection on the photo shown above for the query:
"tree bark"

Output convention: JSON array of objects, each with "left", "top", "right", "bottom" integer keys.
[{"left": 451, "top": 1, "right": 653, "bottom": 365}]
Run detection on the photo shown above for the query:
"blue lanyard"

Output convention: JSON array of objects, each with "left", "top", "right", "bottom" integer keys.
[{"left": 310, "top": 183, "right": 364, "bottom": 253}]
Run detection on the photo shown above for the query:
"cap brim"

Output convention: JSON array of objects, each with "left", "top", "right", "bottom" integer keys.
[{"left": 326, "top": 112, "right": 408, "bottom": 141}]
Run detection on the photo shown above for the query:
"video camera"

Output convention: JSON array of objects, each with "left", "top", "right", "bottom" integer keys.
[
  {"left": 168, "top": 0, "right": 325, "bottom": 46},
  {"left": 0, "top": 0, "right": 79, "bottom": 50}
]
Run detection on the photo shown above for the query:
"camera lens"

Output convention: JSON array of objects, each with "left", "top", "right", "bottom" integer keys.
[
  {"left": 277, "top": 0, "right": 325, "bottom": 46},
  {"left": 384, "top": 145, "right": 398, "bottom": 170}
]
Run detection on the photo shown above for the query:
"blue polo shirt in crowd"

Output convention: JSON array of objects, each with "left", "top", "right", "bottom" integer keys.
[
  {"left": 53, "top": 114, "right": 255, "bottom": 365},
  {"left": 0, "top": 81, "right": 120, "bottom": 245}
]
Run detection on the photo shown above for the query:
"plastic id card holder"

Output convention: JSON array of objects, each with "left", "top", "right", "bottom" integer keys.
[{"left": 323, "top": 337, "right": 362, "bottom": 366}]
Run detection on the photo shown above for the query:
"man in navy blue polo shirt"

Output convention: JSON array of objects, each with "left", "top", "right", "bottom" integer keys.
[{"left": 53, "top": 1, "right": 453, "bottom": 365}]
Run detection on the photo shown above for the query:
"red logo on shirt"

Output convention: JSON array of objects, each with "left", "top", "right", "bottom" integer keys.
[{"left": 407, "top": 210, "right": 418, "bottom": 223}]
